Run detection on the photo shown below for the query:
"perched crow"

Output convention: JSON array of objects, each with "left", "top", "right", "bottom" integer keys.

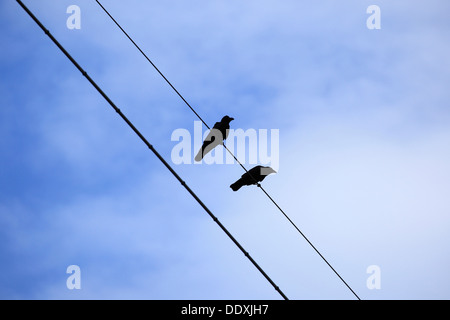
[
  {"left": 195, "top": 115, "right": 234, "bottom": 161},
  {"left": 230, "top": 165, "right": 276, "bottom": 191}
]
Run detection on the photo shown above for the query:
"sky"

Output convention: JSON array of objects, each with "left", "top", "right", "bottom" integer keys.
[{"left": 1, "top": 0, "right": 450, "bottom": 300}]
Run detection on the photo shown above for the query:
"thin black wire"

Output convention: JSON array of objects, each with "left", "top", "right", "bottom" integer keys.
[
  {"left": 16, "top": 0, "right": 288, "bottom": 301},
  {"left": 94, "top": 0, "right": 210, "bottom": 130},
  {"left": 93, "top": 1, "right": 361, "bottom": 300}
]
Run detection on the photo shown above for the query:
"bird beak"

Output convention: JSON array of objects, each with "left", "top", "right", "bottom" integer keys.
[
  {"left": 261, "top": 167, "right": 276, "bottom": 176},
  {"left": 230, "top": 117, "right": 234, "bottom": 121}
]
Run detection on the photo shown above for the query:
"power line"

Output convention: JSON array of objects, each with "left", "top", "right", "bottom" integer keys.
[
  {"left": 94, "top": 1, "right": 361, "bottom": 300},
  {"left": 16, "top": 0, "right": 288, "bottom": 301},
  {"left": 94, "top": 0, "right": 210, "bottom": 130}
]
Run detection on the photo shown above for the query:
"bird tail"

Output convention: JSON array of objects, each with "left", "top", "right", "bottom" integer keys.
[
  {"left": 230, "top": 179, "right": 244, "bottom": 191},
  {"left": 194, "top": 145, "right": 207, "bottom": 162},
  {"left": 194, "top": 149, "right": 203, "bottom": 162},
  {"left": 194, "top": 139, "right": 216, "bottom": 162}
]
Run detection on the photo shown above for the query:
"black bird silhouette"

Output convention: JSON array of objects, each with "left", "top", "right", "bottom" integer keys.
[
  {"left": 230, "top": 165, "right": 276, "bottom": 191},
  {"left": 195, "top": 115, "right": 234, "bottom": 161}
]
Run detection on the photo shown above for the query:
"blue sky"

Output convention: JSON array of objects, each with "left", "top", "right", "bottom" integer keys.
[{"left": 1, "top": 0, "right": 450, "bottom": 299}]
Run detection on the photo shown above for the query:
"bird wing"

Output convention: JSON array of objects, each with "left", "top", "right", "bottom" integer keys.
[
  {"left": 203, "top": 127, "right": 222, "bottom": 145},
  {"left": 194, "top": 128, "right": 223, "bottom": 161}
]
